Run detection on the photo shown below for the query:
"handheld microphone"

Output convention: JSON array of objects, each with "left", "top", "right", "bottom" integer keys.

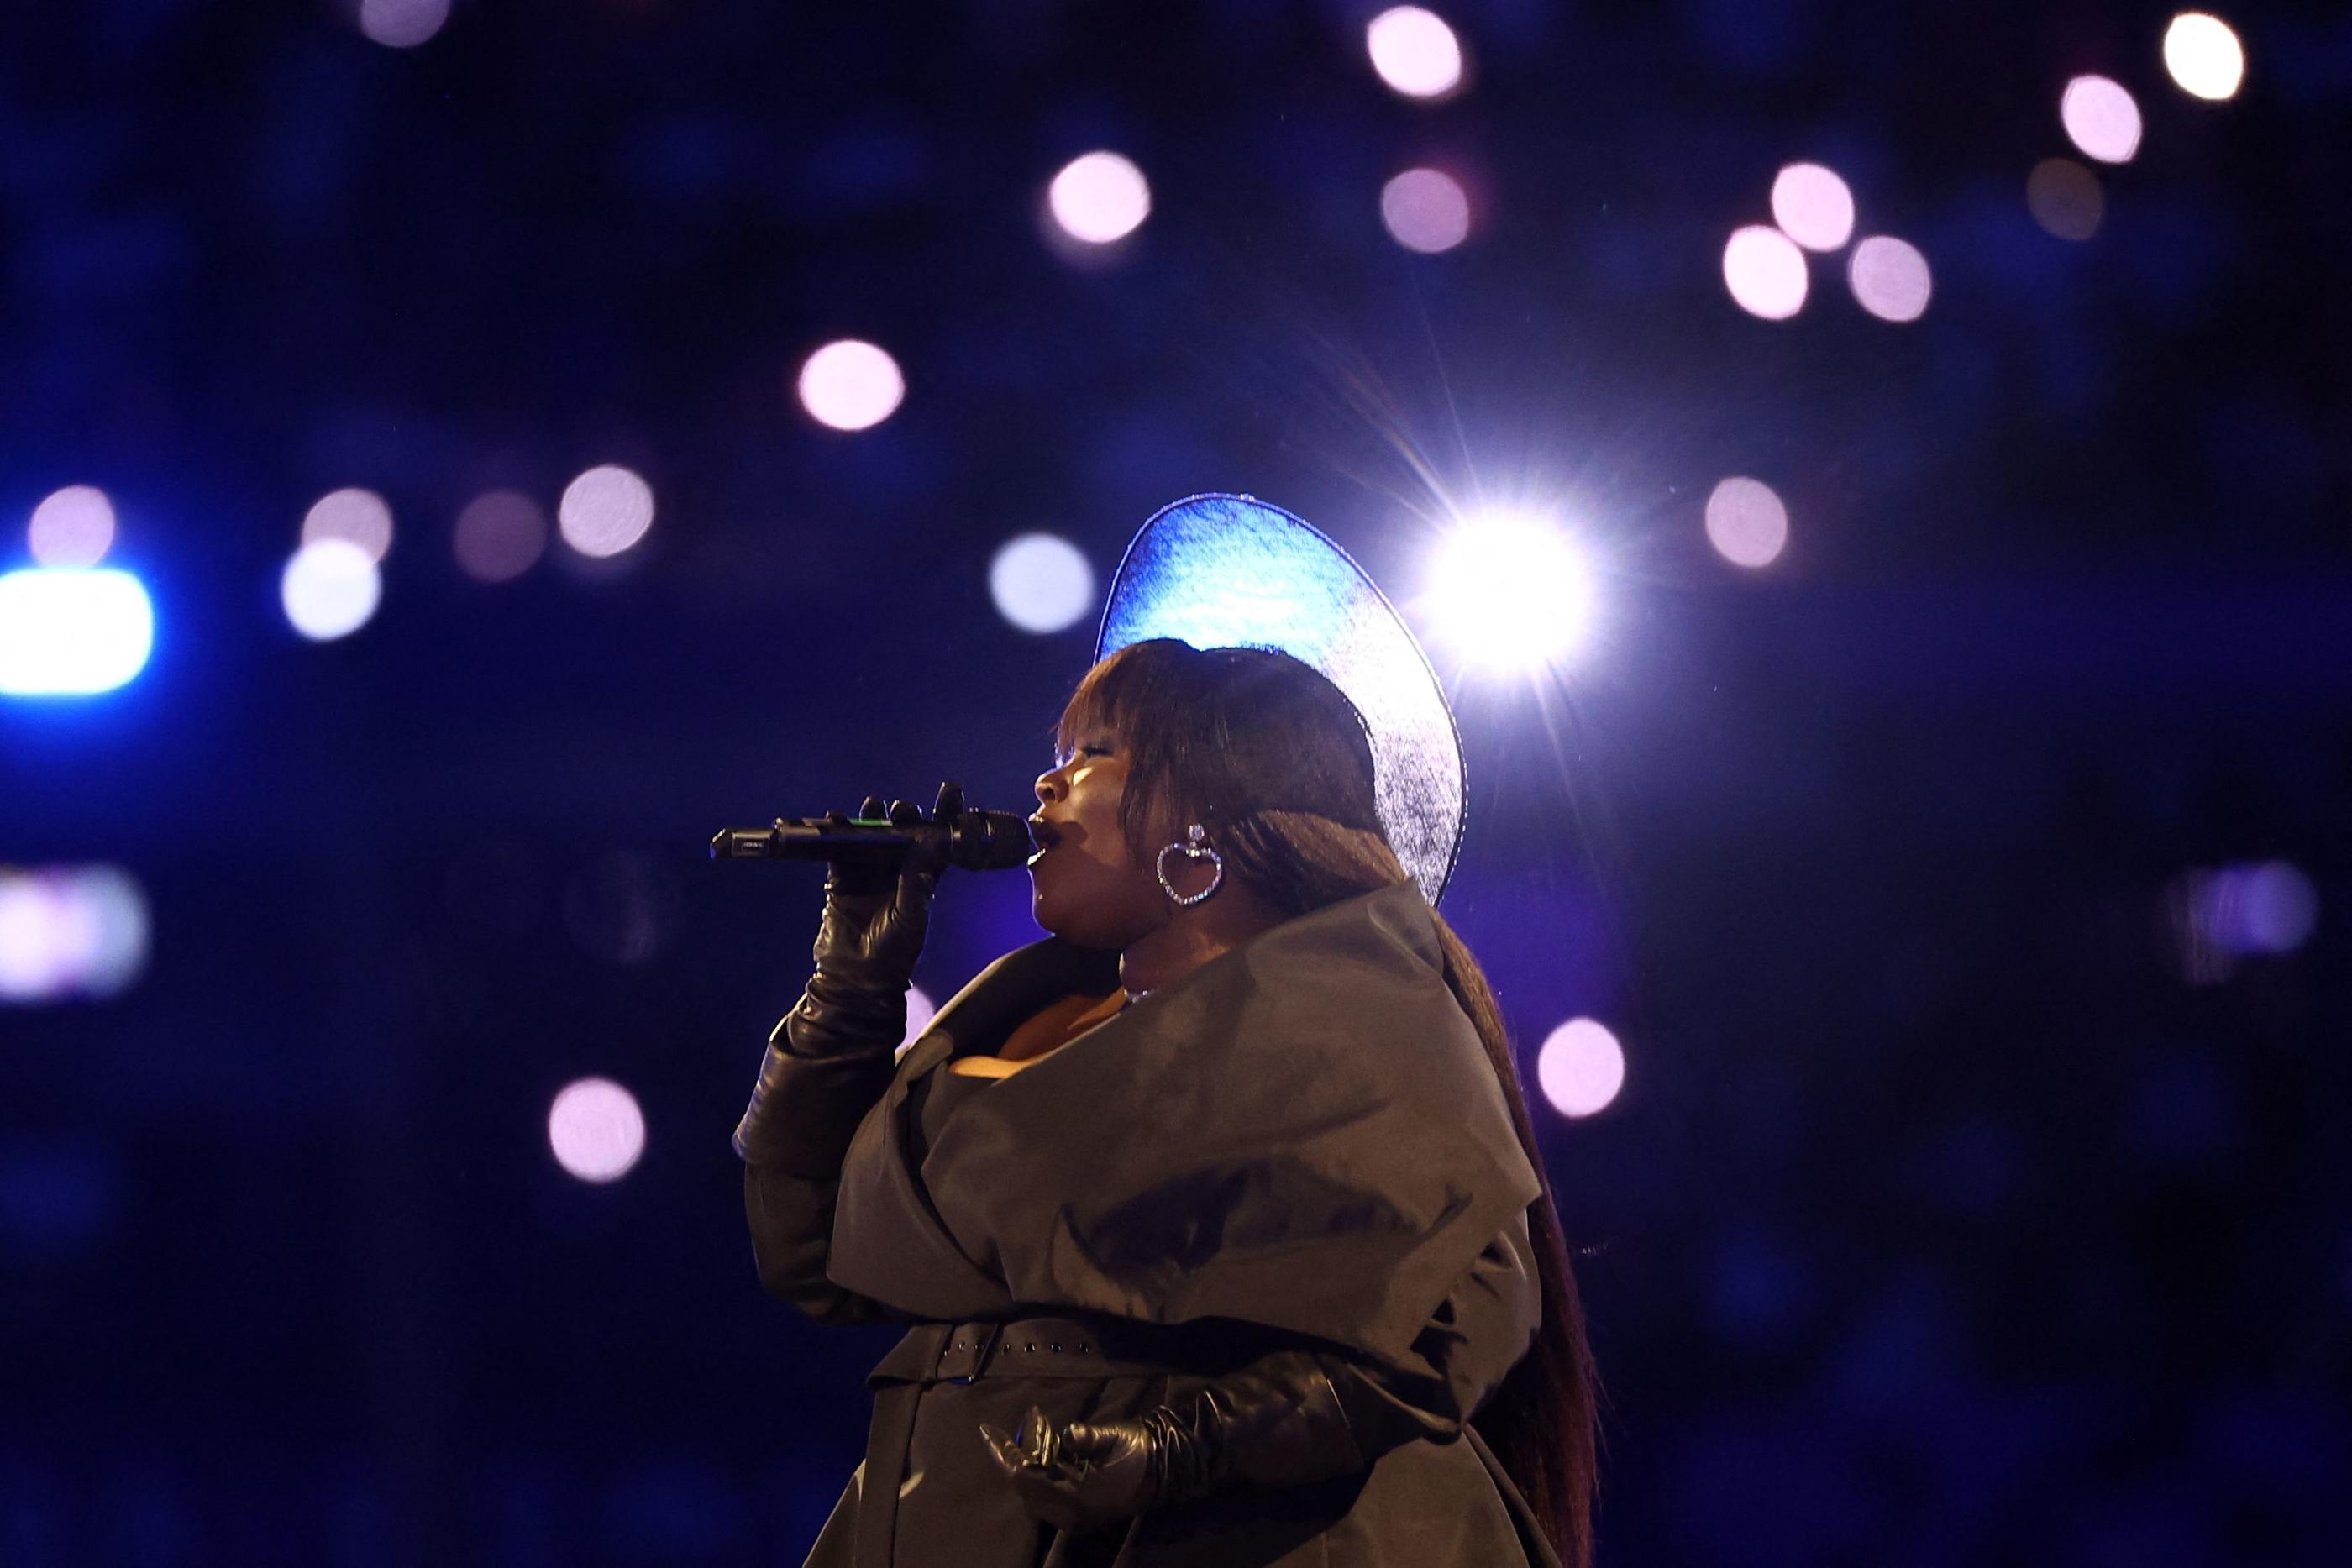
[{"left": 709, "top": 809, "right": 1034, "bottom": 871}]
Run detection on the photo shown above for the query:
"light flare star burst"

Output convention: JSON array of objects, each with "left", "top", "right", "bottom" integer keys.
[{"left": 1418, "top": 512, "right": 1600, "bottom": 675}]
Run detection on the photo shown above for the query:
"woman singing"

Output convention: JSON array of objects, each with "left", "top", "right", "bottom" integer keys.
[{"left": 734, "top": 632, "right": 1599, "bottom": 1567}]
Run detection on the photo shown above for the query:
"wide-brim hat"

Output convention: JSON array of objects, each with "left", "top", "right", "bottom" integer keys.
[{"left": 1095, "top": 493, "right": 1466, "bottom": 905}]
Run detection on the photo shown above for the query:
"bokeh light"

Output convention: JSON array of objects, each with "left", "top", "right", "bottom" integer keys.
[
  {"left": 547, "top": 1078, "right": 647, "bottom": 1183},
  {"left": 2167, "top": 861, "right": 2320, "bottom": 983},
  {"left": 1770, "top": 163, "right": 1855, "bottom": 252},
  {"left": 1705, "top": 477, "right": 1790, "bottom": 568},
  {"left": 1379, "top": 168, "right": 1472, "bottom": 254},
  {"left": 2234, "top": 863, "right": 2320, "bottom": 953},
  {"left": 902, "top": 984, "right": 937, "bottom": 1054},
  {"left": 989, "top": 533, "right": 1095, "bottom": 634},
  {"left": 1536, "top": 1017, "right": 1626, "bottom": 1119},
  {"left": 0, "top": 569, "right": 156, "bottom": 695},
  {"left": 797, "top": 340, "right": 906, "bottom": 433},
  {"left": 2164, "top": 13, "right": 2245, "bottom": 101},
  {"left": 301, "top": 487, "right": 394, "bottom": 564},
  {"left": 2061, "top": 76, "right": 2144, "bottom": 163},
  {"left": 1722, "top": 225, "right": 1809, "bottom": 320},
  {"left": 1848, "top": 235, "right": 1932, "bottom": 323},
  {"left": 2199, "top": 863, "right": 2319, "bottom": 956},
  {"left": 357, "top": 0, "right": 449, "bottom": 49},
  {"left": 2028, "top": 158, "right": 2105, "bottom": 241},
  {"left": 453, "top": 489, "right": 549, "bottom": 583},
  {"left": 0, "top": 865, "right": 150, "bottom": 1004},
  {"left": 1365, "top": 7, "right": 1464, "bottom": 99},
  {"left": 280, "top": 538, "right": 382, "bottom": 641},
  {"left": 0, "top": 878, "right": 48, "bottom": 1000},
  {"left": 1423, "top": 511, "right": 1599, "bottom": 670},
  {"left": 28, "top": 486, "right": 116, "bottom": 569},
  {"left": 1047, "top": 153, "right": 1151, "bottom": 244},
  {"left": 557, "top": 465, "right": 655, "bottom": 559}
]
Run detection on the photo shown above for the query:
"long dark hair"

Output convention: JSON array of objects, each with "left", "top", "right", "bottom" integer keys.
[{"left": 1059, "top": 638, "right": 1600, "bottom": 1568}]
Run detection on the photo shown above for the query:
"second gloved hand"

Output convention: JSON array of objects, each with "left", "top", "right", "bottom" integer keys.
[
  {"left": 978, "top": 1405, "right": 1162, "bottom": 1533},
  {"left": 977, "top": 1350, "right": 1367, "bottom": 1534}
]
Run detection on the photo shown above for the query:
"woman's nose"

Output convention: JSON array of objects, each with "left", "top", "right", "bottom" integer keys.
[{"left": 1033, "top": 769, "right": 1060, "bottom": 803}]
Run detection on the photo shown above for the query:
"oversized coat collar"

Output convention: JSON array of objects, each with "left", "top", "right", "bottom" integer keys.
[{"left": 827, "top": 881, "right": 1543, "bottom": 1368}]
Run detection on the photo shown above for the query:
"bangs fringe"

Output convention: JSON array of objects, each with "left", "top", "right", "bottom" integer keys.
[{"left": 1053, "top": 642, "right": 1161, "bottom": 759}]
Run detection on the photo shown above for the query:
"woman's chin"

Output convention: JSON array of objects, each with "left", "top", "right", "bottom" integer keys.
[
  {"left": 1028, "top": 887, "right": 1063, "bottom": 936},
  {"left": 1029, "top": 889, "right": 1123, "bottom": 951},
  {"left": 1028, "top": 878, "right": 1075, "bottom": 939}
]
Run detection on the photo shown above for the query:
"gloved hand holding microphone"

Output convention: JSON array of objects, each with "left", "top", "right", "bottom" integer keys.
[
  {"left": 730, "top": 780, "right": 974, "bottom": 1162},
  {"left": 780, "top": 780, "right": 964, "bottom": 1060}
]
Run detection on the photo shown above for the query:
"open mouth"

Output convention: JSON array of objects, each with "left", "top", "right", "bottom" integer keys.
[{"left": 1026, "top": 816, "right": 1063, "bottom": 867}]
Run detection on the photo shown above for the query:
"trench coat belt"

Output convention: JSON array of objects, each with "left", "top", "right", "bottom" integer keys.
[
  {"left": 854, "top": 1315, "right": 1174, "bottom": 1568},
  {"left": 874, "top": 1314, "right": 1178, "bottom": 1386}
]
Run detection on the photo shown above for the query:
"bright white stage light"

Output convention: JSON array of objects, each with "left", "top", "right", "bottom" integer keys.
[
  {"left": 28, "top": 486, "right": 116, "bottom": 569},
  {"left": 2061, "top": 76, "right": 2144, "bottom": 163},
  {"left": 1366, "top": 7, "right": 1464, "bottom": 99},
  {"left": 1705, "top": 478, "right": 1789, "bottom": 568},
  {"left": 547, "top": 1077, "right": 646, "bottom": 1183},
  {"left": 1380, "top": 168, "right": 1472, "bottom": 254},
  {"left": 1048, "top": 153, "right": 1152, "bottom": 244},
  {"left": 798, "top": 340, "right": 906, "bottom": 432},
  {"left": 302, "top": 487, "right": 394, "bottom": 564},
  {"left": 1722, "top": 225, "right": 1808, "bottom": 320},
  {"left": 1848, "top": 235, "right": 1932, "bottom": 323},
  {"left": 1770, "top": 164, "right": 1855, "bottom": 252},
  {"left": 2165, "top": 13, "right": 2245, "bottom": 101},
  {"left": 281, "top": 538, "right": 381, "bottom": 642},
  {"left": 1423, "top": 512, "right": 1598, "bottom": 670},
  {"left": 0, "top": 569, "right": 156, "bottom": 695},
  {"left": 990, "top": 533, "right": 1095, "bottom": 634},
  {"left": 558, "top": 465, "right": 655, "bottom": 559},
  {"left": 358, "top": 0, "right": 449, "bottom": 48},
  {"left": 1537, "top": 1018, "right": 1625, "bottom": 1118}
]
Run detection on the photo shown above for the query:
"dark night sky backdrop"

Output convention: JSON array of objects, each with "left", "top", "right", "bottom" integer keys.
[{"left": 3, "top": 1, "right": 2347, "bottom": 1564}]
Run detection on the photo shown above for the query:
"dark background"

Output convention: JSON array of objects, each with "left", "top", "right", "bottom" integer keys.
[{"left": 3, "top": 1, "right": 2347, "bottom": 1563}]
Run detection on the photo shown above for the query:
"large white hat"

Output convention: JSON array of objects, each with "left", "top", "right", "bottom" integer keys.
[{"left": 1095, "top": 493, "right": 1467, "bottom": 905}]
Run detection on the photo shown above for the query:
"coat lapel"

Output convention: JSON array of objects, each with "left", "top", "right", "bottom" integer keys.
[{"left": 826, "top": 936, "right": 1121, "bottom": 1316}]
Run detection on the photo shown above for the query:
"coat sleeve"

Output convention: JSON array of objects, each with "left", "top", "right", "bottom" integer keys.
[
  {"left": 1320, "top": 1201, "right": 1542, "bottom": 1455},
  {"left": 1139, "top": 1204, "right": 1542, "bottom": 1505},
  {"left": 733, "top": 1013, "right": 900, "bottom": 1327}
]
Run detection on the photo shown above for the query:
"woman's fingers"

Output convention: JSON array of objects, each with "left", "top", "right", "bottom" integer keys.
[
  {"left": 978, "top": 1408, "right": 1064, "bottom": 1471},
  {"left": 979, "top": 1420, "right": 1028, "bottom": 1476}
]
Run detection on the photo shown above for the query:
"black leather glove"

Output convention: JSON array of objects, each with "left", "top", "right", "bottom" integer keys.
[
  {"left": 732, "top": 781, "right": 964, "bottom": 1166},
  {"left": 978, "top": 1350, "right": 1366, "bottom": 1534},
  {"left": 776, "top": 781, "right": 961, "bottom": 1059}
]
